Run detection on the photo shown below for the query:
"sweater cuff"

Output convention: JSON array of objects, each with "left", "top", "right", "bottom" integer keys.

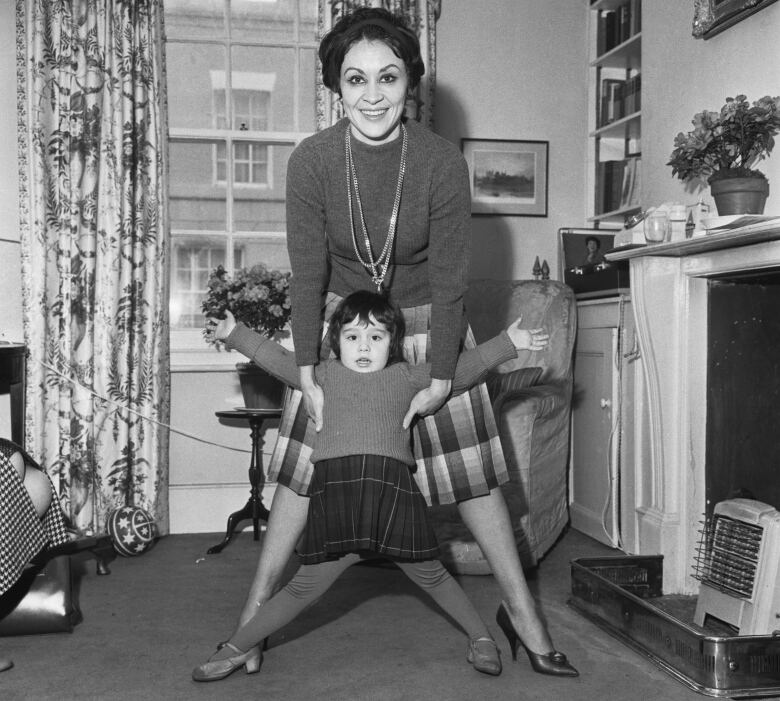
[
  {"left": 225, "top": 323, "right": 267, "bottom": 359},
  {"left": 476, "top": 331, "right": 518, "bottom": 369}
]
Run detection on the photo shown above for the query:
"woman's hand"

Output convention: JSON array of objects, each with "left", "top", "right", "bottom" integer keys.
[
  {"left": 402, "top": 378, "right": 452, "bottom": 429},
  {"left": 299, "top": 365, "right": 324, "bottom": 432},
  {"left": 207, "top": 310, "right": 237, "bottom": 341},
  {"left": 507, "top": 316, "right": 549, "bottom": 352}
]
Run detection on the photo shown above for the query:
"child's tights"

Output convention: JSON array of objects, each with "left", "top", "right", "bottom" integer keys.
[{"left": 226, "top": 553, "right": 489, "bottom": 655}]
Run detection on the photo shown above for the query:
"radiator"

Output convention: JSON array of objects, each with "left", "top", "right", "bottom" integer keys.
[{"left": 693, "top": 498, "right": 780, "bottom": 635}]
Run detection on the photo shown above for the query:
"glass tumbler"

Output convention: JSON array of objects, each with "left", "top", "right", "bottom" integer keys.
[{"left": 644, "top": 210, "right": 670, "bottom": 244}]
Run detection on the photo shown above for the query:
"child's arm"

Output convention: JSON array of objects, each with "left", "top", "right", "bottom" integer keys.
[
  {"left": 407, "top": 319, "right": 549, "bottom": 396},
  {"left": 207, "top": 311, "right": 301, "bottom": 388}
]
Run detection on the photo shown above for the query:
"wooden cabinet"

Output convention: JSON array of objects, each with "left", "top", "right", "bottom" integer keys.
[
  {"left": 570, "top": 296, "right": 645, "bottom": 551},
  {"left": 587, "top": 0, "right": 642, "bottom": 227}
]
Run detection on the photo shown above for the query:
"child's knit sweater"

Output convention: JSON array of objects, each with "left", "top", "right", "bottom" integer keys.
[{"left": 226, "top": 323, "right": 516, "bottom": 466}]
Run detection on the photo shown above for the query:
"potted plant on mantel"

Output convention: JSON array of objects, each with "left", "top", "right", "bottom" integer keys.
[
  {"left": 202, "top": 264, "right": 292, "bottom": 410},
  {"left": 667, "top": 94, "right": 780, "bottom": 215}
]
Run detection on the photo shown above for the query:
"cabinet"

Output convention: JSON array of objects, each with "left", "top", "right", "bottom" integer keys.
[
  {"left": 569, "top": 296, "right": 645, "bottom": 551},
  {"left": 587, "top": 0, "right": 642, "bottom": 227}
]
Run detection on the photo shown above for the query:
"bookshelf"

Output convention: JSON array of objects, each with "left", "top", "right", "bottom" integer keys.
[{"left": 587, "top": 0, "right": 642, "bottom": 227}]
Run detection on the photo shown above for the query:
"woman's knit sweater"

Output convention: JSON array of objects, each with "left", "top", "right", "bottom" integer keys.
[
  {"left": 226, "top": 323, "right": 516, "bottom": 466},
  {"left": 285, "top": 118, "right": 471, "bottom": 380}
]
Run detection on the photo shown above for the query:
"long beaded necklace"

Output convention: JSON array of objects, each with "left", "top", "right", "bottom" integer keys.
[{"left": 345, "top": 123, "right": 408, "bottom": 293}]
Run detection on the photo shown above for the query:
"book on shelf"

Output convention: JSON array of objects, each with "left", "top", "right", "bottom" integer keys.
[
  {"left": 599, "top": 79, "right": 625, "bottom": 126},
  {"left": 597, "top": 160, "right": 627, "bottom": 214},
  {"left": 596, "top": 1, "right": 640, "bottom": 56},
  {"left": 623, "top": 73, "right": 641, "bottom": 115},
  {"left": 618, "top": 157, "right": 641, "bottom": 209}
]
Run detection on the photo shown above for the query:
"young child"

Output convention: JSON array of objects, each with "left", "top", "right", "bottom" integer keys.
[{"left": 194, "top": 290, "right": 549, "bottom": 682}]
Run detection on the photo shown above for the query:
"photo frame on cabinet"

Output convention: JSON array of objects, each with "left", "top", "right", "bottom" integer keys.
[
  {"left": 461, "top": 139, "right": 548, "bottom": 216},
  {"left": 693, "top": 0, "right": 779, "bottom": 39}
]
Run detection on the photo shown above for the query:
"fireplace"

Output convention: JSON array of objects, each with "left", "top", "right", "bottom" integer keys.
[{"left": 608, "top": 227, "right": 780, "bottom": 594}]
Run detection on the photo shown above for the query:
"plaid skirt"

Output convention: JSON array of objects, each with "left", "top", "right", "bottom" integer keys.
[
  {"left": 267, "top": 295, "right": 509, "bottom": 506},
  {"left": 296, "top": 454, "right": 441, "bottom": 564},
  {"left": 0, "top": 438, "right": 70, "bottom": 596}
]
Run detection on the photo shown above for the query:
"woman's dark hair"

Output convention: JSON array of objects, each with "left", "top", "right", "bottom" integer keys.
[
  {"left": 328, "top": 290, "right": 406, "bottom": 365},
  {"left": 319, "top": 7, "right": 425, "bottom": 95},
  {"left": 585, "top": 236, "right": 601, "bottom": 249}
]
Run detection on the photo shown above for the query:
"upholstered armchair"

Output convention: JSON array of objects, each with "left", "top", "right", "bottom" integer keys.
[{"left": 434, "top": 279, "right": 577, "bottom": 573}]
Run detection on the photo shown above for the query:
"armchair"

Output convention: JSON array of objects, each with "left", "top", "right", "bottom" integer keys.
[{"left": 435, "top": 279, "right": 577, "bottom": 573}]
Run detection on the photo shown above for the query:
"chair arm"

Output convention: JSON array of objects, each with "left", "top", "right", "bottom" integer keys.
[{"left": 490, "top": 380, "right": 570, "bottom": 421}]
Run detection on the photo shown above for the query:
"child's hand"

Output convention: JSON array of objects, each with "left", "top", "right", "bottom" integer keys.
[
  {"left": 507, "top": 316, "right": 549, "bottom": 351},
  {"left": 208, "top": 310, "right": 237, "bottom": 341}
]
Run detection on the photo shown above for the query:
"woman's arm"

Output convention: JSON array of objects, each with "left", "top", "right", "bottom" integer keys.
[{"left": 286, "top": 144, "right": 330, "bottom": 368}]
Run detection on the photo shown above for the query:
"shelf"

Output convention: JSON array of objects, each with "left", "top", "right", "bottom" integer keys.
[
  {"left": 591, "top": 31, "right": 641, "bottom": 68},
  {"left": 589, "top": 204, "right": 641, "bottom": 225},
  {"left": 591, "top": 111, "right": 640, "bottom": 138},
  {"left": 591, "top": 0, "right": 632, "bottom": 11}
]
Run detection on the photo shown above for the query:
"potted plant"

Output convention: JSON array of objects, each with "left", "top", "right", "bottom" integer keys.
[
  {"left": 202, "top": 264, "right": 292, "bottom": 409},
  {"left": 667, "top": 94, "right": 780, "bottom": 215}
]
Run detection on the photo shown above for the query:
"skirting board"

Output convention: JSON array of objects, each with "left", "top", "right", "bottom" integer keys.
[{"left": 169, "top": 481, "right": 278, "bottom": 534}]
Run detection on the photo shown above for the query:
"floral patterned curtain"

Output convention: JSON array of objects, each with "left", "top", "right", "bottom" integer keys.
[
  {"left": 316, "top": 0, "right": 441, "bottom": 130},
  {"left": 16, "top": 0, "right": 170, "bottom": 535}
]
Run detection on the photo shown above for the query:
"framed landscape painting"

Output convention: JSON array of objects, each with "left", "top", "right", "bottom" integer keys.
[{"left": 462, "top": 138, "right": 548, "bottom": 216}]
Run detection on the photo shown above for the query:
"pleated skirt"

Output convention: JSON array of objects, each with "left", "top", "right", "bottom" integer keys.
[{"left": 296, "top": 454, "right": 441, "bottom": 565}]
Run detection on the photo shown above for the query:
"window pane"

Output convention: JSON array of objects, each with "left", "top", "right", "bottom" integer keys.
[
  {"left": 231, "top": 0, "right": 298, "bottom": 42},
  {"left": 237, "top": 236, "right": 291, "bottom": 271},
  {"left": 233, "top": 46, "right": 296, "bottom": 131},
  {"left": 170, "top": 235, "right": 228, "bottom": 328},
  {"left": 232, "top": 142, "right": 294, "bottom": 231},
  {"left": 167, "top": 43, "right": 227, "bottom": 130},
  {"left": 169, "top": 142, "right": 227, "bottom": 230},
  {"left": 164, "top": 0, "right": 226, "bottom": 41}
]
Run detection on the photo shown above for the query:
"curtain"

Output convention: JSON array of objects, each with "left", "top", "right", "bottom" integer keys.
[
  {"left": 316, "top": 0, "right": 441, "bottom": 130},
  {"left": 16, "top": 0, "right": 170, "bottom": 535}
]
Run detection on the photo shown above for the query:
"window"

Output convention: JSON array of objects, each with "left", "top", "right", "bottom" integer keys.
[{"left": 165, "top": 0, "right": 318, "bottom": 353}]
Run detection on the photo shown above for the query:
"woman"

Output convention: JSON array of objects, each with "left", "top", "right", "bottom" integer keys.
[{"left": 232, "top": 7, "right": 577, "bottom": 678}]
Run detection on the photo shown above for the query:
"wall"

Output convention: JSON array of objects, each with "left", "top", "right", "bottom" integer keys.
[
  {"left": 642, "top": 2, "right": 780, "bottom": 214},
  {"left": 434, "top": 0, "right": 589, "bottom": 281}
]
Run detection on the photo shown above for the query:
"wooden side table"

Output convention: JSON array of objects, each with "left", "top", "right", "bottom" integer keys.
[{"left": 208, "top": 407, "right": 282, "bottom": 554}]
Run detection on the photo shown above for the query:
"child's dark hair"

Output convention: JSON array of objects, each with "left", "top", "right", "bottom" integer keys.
[{"left": 328, "top": 290, "right": 406, "bottom": 364}]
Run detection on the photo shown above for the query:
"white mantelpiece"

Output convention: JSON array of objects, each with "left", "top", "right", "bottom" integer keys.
[{"left": 607, "top": 226, "right": 780, "bottom": 594}]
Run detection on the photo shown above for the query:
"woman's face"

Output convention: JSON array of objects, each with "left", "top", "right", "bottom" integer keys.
[{"left": 339, "top": 39, "right": 408, "bottom": 145}]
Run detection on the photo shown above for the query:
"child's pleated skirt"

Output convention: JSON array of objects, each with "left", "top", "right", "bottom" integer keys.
[{"left": 296, "top": 454, "right": 441, "bottom": 565}]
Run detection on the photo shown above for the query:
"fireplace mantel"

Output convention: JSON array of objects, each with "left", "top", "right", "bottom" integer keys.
[{"left": 605, "top": 225, "right": 780, "bottom": 594}]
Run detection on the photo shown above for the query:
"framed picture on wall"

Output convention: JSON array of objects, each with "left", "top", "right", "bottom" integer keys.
[
  {"left": 693, "top": 0, "right": 779, "bottom": 38},
  {"left": 461, "top": 138, "right": 548, "bottom": 217}
]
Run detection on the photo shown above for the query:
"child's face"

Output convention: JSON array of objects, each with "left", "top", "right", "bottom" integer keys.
[{"left": 338, "top": 313, "right": 392, "bottom": 373}]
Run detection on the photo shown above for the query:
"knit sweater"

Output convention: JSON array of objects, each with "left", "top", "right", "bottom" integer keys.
[
  {"left": 285, "top": 118, "right": 471, "bottom": 379},
  {"left": 226, "top": 323, "right": 517, "bottom": 466}
]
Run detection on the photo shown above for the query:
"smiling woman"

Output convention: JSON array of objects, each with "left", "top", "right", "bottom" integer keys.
[{"left": 204, "top": 5, "right": 578, "bottom": 684}]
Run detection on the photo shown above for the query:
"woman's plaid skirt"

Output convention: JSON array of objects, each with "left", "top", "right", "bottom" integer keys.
[
  {"left": 0, "top": 438, "right": 70, "bottom": 596},
  {"left": 266, "top": 296, "right": 509, "bottom": 506},
  {"left": 296, "top": 454, "right": 441, "bottom": 564}
]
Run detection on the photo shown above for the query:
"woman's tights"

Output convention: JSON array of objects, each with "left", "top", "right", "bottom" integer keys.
[{"left": 226, "top": 553, "right": 489, "bottom": 655}]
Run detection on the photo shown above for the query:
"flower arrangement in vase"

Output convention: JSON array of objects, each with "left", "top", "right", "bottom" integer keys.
[
  {"left": 202, "top": 264, "right": 292, "bottom": 409},
  {"left": 667, "top": 95, "right": 780, "bottom": 215}
]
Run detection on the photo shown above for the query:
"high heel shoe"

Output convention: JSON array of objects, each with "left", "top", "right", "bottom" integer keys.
[
  {"left": 192, "top": 642, "right": 263, "bottom": 682},
  {"left": 466, "top": 636, "right": 502, "bottom": 676},
  {"left": 495, "top": 604, "right": 578, "bottom": 677}
]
